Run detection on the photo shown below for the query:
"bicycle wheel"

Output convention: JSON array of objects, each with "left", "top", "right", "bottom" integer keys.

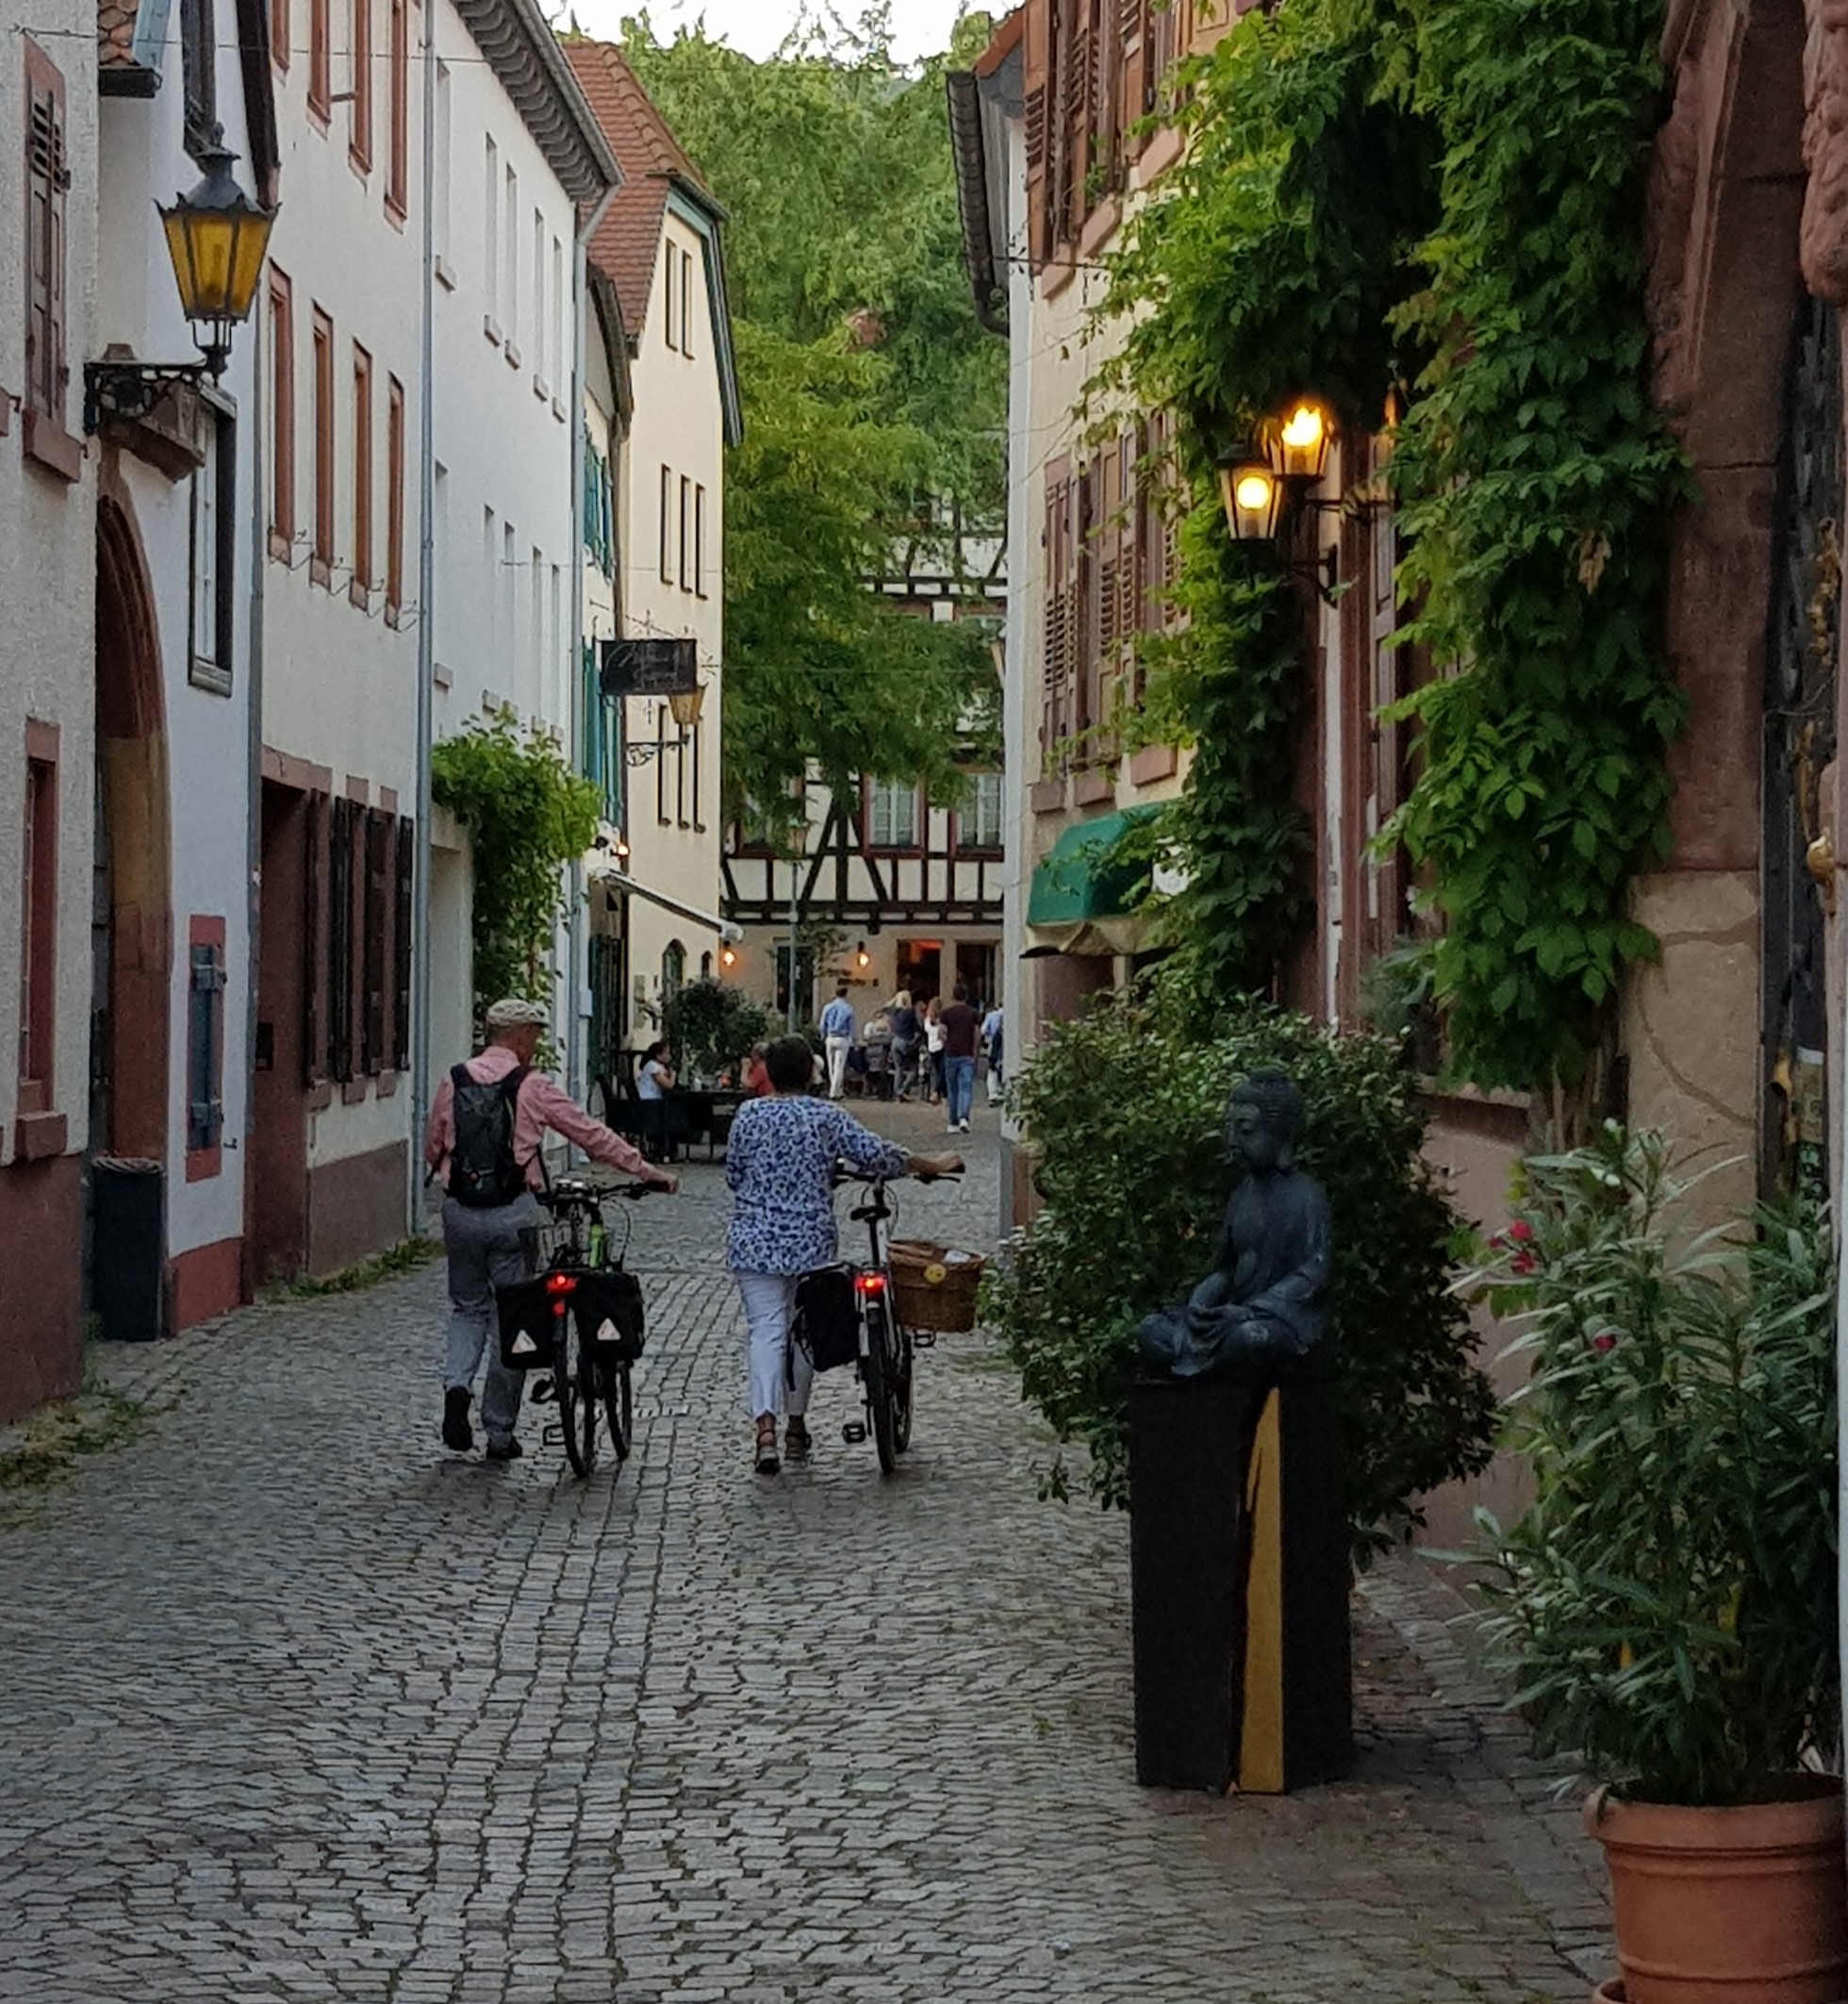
[
  {"left": 560, "top": 1325, "right": 599, "bottom": 1478},
  {"left": 601, "top": 1357, "right": 634, "bottom": 1463},
  {"left": 891, "top": 1320, "right": 915, "bottom": 1455},
  {"left": 864, "top": 1298, "right": 899, "bottom": 1475}
]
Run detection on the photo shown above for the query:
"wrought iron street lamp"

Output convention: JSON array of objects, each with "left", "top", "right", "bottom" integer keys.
[
  {"left": 1263, "top": 398, "right": 1335, "bottom": 483},
  {"left": 85, "top": 133, "right": 276, "bottom": 432},
  {"left": 1218, "top": 459, "right": 1285, "bottom": 544}
]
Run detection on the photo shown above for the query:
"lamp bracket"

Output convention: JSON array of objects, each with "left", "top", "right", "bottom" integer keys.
[
  {"left": 84, "top": 360, "right": 210, "bottom": 436},
  {"left": 1281, "top": 545, "right": 1343, "bottom": 606}
]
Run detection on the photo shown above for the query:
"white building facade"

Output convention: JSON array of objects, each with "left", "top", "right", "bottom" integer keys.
[{"left": 563, "top": 41, "right": 738, "bottom": 1081}]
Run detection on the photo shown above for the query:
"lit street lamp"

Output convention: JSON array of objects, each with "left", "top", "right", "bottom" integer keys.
[{"left": 85, "top": 133, "right": 276, "bottom": 432}]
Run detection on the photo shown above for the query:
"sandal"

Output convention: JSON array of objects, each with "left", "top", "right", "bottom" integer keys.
[
  {"left": 784, "top": 1416, "right": 812, "bottom": 1462},
  {"left": 754, "top": 1416, "right": 780, "bottom": 1477}
]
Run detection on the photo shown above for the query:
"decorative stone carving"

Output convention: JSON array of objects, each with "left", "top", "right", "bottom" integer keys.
[{"left": 1802, "top": 0, "right": 1848, "bottom": 303}]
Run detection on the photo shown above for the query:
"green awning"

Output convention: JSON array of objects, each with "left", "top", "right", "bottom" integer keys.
[{"left": 1025, "top": 805, "right": 1163, "bottom": 957}]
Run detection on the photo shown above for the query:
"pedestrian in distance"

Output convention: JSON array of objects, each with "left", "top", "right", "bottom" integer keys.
[
  {"left": 982, "top": 1000, "right": 1004, "bottom": 1106},
  {"left": 938, "top": 982, "right": 980, "bottom": 1134},
  {"left": 923, "top": 997, "right": 946, "bottom": 1105},
  {"left": 821, "top": 982, "right": 856, "bottom": 1100},
  {"left": 888, "top": 988, "right": 919, "bottom": 1101},
  {"left": 725, "top": 1035, "right": 962, "bottom": 1475},
  {"left": 424, "top": 998, "right": 679, "bottom": 1463}
]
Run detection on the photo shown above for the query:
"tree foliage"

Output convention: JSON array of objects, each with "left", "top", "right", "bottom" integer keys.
[
  {"left": 620, "top": 9, "right": 1005, "bottom": 830},
  {"left": 984, "top": 969, "right": 1496, "bottom": 1557}
]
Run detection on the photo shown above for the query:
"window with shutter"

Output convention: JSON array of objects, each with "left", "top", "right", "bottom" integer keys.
[
  {"left": 304, "top": 792, "right": 327, "bottom": 1085},
  {"left": 23, "top": 41, "right": 69, "bottom": 429},
  {"left": 329, "top": 796, "right": 355, "bottom": 1081},
  {"left": 362, "top": 809, "right": 388, "bottom": 1074},
  {"left": 1024, "top": 0, "right": 1050, "bottom": 269},
  {"left": 187, "top": 921, "right": 227, "bottom": 1165},
  {"left": 393, "top": 816, "right": 414, "bottom": 1070}
]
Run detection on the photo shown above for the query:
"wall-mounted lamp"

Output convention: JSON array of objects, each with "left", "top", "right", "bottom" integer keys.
[
  {"left": 1217, "top": 460, "right": 1285, "bottom": 545},
  {"left": 720, "top": 944, "right": 738, "bottom": 969},
  {"left": 85, "top": 133, "right": 276, "bottom": 433},
  {"left": 854, "top": 941, "right": 871, "bottom": 970},
  {"left": 1263, "top": 398, "right": 1335, "bottom": 483}
]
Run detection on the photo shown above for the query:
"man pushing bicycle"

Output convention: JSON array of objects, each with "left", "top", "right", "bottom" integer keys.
[{"left": 423, "top": 997, "right": 679, "bottom": 1462}]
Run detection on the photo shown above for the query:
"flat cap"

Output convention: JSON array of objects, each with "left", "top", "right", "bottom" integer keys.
[{"left": 485, "top": 997, "right": 549, "bottom": 1028}]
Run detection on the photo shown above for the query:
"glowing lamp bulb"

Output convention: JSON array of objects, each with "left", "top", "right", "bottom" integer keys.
[
  {"left": 1234, "top": 472, "right": 1273, "bottom": 513},
  {"left": 1281, "top": 404, "right": 1324, "bottom": 453}
]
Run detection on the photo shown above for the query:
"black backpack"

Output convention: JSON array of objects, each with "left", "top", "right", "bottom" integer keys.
[{"left": 447, "top": 1063, "right": 530, "bottom": 1208}]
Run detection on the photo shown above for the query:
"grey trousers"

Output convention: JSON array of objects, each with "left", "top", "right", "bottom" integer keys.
[{"left": 441, "top": 1192, "right": 540, "bottom": 1449}]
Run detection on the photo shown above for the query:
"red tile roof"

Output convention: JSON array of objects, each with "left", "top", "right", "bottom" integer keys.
[
  {"left": 561, "top": 40, "right": 718, "bottom": 343},
  {"left": 98, "top": 0, "right": 138, "bottom": 71}
]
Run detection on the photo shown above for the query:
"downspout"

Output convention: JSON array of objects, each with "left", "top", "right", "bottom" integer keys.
[
  {"left": 569, "top": 189, "right": 618, "bottom": 1114},
  {"left": 409, "top": 0, "right": 437, "bottom": 1234},
  {"left": 245, "top": 272, "right": 266, "bottom": 1266}
]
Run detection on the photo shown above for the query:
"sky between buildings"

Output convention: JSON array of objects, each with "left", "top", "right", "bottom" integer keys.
[{"left": 571, "top": 0, "right": 974, "bottom": 63}]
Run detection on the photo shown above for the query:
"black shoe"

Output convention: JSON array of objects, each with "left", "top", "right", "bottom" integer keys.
[
  {"left": 485, "top": 1437, "right": 522, "bottom": 1463},
  {"left": 442, "top": 1387, "right": 473, "bottom": 1452}
]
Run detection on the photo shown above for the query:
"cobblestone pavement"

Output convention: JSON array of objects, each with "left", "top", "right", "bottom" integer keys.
[{"left": 0, "top": 1101, "right": 1609, "bottom": 2003}]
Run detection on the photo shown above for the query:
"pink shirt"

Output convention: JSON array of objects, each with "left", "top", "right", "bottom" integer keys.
[{"left": 423, "top": 1044, "right": 653, "bottom": 1190}]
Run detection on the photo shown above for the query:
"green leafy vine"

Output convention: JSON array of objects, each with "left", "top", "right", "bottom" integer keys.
[
  {"left": 1097, "top": 0, "right": 1686, "bottom": 1092},
  {"left": 430, "top": 709, "right": 601, "bottom": 1018}
]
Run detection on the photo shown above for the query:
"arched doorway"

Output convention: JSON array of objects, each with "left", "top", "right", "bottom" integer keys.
[{"left": 93, "top": 493, "right": 173, "bottom": 1168}]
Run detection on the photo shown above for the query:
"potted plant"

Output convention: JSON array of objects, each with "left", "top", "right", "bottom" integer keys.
[{"left": 1472, "top": 1126, "right": 1844, "bottom": 2004}]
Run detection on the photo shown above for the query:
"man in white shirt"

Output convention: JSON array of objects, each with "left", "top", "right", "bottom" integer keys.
[{"left": 820, "top": 983, "right": 856, "bottom": 1099}]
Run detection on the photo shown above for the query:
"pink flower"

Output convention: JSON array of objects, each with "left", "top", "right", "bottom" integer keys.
[
  {"left": 1507, "top": 1219, "right": 1535, "bottom": 1243},
  {"left": 1592, "top": 1331, "right": 1618, "bottom": 1354},
  {"left": 1510, "top": 1250, "right": 1537, "bottom": 1277}
]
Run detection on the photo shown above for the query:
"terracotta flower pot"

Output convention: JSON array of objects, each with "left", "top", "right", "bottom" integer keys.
[{"left": 1586, "top": 1779, "right": 1848, "bottom": 2004}]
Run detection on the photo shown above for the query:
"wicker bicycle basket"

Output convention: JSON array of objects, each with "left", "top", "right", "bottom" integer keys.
[{"left": 888, "top": 1239, "right": 986, "bottom": 1334}]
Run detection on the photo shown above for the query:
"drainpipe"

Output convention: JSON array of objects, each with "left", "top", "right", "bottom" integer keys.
[
  {"left": 409, "top": 0, "right": 437, "bottom": 1235},
  {"left": 569, "top": 191, "right": 618, "bottom": 1118},
  {"left": 245, "top": 277, "right": 267, "bottom": 1259}
]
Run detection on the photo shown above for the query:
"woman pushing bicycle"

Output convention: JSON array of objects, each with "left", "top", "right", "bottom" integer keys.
[{"left": 725, "top": 1035, "right": 961, "bottom": 1475}]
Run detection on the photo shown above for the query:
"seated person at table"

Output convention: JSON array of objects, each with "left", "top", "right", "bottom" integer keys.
[
  {"left": 742, "top": 1043, "right": 772, "bottom": 1098},
  {"left": 637, "top": 1041, "right": 674, "bottom": 1101}
]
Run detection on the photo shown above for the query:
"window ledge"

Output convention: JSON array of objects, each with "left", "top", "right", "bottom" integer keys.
[
  {"left": 1128, "top": 742, "right": 1178, "bottom": 787},
  {"left": 23, "top": 409, "right": 83, "bottom": 484},
  {"left": 341, "top": 1079, "right": 369, "bottom": 1106},
  {"left": 13, "top": 1110, "right": 68, "bottom": 1162},
  {"left": 1030, "top": 776, "right": 1067, "bottom": 816},
  {"left": 433, "top": 659, "right": 453, "bottom": 689},
  {"left": 1072, "top": 768, "right": 1114, "bottom": 808},
  {"left": 385, "top": 601, "right": 404, "bottom": 630},
  {"left": 0, "top": 388, "right": 11, "bottom": 438},
  {"left": 189, "top": 656, "right": 233, "bottom": 697},
  {"left": 385, "top": 195, "right": 406, "bottom": 232},
  {"left": 185, "top": 1142, "right": 223, "bottom": 1183},
  {"left": 350, "top": 577, "right": 372, "bottom": 613},
  {"left": 269, "top": 527, "right": 293, "bottom": 562},
  {"left": 310, "top": 555, "right": 332, "bottom": 588}
]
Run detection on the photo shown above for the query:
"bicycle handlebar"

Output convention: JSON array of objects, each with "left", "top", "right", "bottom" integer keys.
[{"left": 539, "top": 1177, "right": 653, "bottom": 1208}]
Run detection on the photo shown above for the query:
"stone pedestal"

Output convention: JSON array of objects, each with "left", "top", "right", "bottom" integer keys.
[{"left": 1129, "top": 1375, "right": 1351, "bottom": 1794}]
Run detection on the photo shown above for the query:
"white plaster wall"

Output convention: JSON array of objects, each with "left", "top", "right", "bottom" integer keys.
[
  {"left": 430, "top": 0, "right": 581, "bottom": 752},
  {"left": 0, "top": 8, "right": 98, "bottom": 1166},
  {"left": 262, "top": 0, "right": 428, "bottom": 1183},
  {"left": 95, "top": 16, "right": 260, "bottom": 1260},
  {"left": 616, "top": 208, "right": 727, "bottom": 1035}
]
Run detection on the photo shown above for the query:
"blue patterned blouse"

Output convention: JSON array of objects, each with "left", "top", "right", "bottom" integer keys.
[{"left": 725, "top": 1093, "right": 909, "bottom": 1276}]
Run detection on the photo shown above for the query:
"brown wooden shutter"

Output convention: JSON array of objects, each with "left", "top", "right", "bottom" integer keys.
[
  {"left": 329, "top": 795, "right": 355, "bottom": 1081},
  {"left": 1120, "top": 0, "right": 1148, "bottom": 149},
  {"left": 362, "top": 808, "right": 389, "bottom": 1074},
  {"left": 1024, "top": 0, "right": 1051, "bottom": 270},
  {"left": 304, "top": 790, "right": 328, "bottom": 1086},
  {"left": 1079, "top": 460, "right": 1103, "bottom": 737},
  {"left": 23, "top": 41, "right": 68, "bottom": 422},
  {"left": 393, "top": 816, "right": 414, "bottom": 1071}
]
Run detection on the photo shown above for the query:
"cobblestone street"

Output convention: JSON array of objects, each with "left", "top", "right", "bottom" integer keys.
[{"left": 0, "top": 1104, "right": 1609, "bottom": 2003}]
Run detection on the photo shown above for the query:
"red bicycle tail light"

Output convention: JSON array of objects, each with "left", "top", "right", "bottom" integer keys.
[
  {"left": 854, "top": 1271, "right": 886, "bottom": 1297},
  {"left": 545, "top": 1272, "right": 577, "bottom": 1297}
]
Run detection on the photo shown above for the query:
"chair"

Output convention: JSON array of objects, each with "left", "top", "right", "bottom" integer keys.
[{"left": 863, "top": 1041, "right": 892, "bottom": 1101}]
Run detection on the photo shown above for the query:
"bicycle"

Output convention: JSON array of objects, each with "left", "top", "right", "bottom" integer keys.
[
  {"left": 495, "top": 1177, "right": 652, "bottom": 1479},
  {"left": 792, "top": 1167, "right": 955, "bottom": 1475}
]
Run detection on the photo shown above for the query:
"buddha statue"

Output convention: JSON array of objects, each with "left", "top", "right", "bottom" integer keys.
[{"left": 1136, "top": 1068, "right": 1332, "bottom": 1381}]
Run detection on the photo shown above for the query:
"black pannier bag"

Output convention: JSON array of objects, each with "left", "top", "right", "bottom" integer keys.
[
  {"left": 793, "top": 1266, "right": 860, "bottom": 1373},
  {"left": 497, "top": 1267, "right": 646, "bottom": 1371}
]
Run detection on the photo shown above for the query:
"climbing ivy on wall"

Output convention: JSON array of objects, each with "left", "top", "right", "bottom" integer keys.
[
  {"left": 430, "top": 709, "right": 602, "bottom": 1019},
  {"left": 1099, "top": 0, "right": 1686, "bottom": 1091}
]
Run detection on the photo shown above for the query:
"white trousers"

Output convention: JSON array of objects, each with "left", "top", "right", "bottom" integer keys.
[
  {"left": 825, "top": 1035, "right": 851, "bottom": 1098},
  {"left": 736, "top": 1270, "right": 814, "bottom": 1421}
]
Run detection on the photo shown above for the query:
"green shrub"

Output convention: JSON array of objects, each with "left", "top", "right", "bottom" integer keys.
[
  {"left": 985, "top": 970, "right": 1495, "bottom": 1557},
  {"left": 1470, "top": 1127, "right": 1838, "bottom": 1804},
  {"left": 663, "top": 977, "right": 771, "bottom": 1079}
]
